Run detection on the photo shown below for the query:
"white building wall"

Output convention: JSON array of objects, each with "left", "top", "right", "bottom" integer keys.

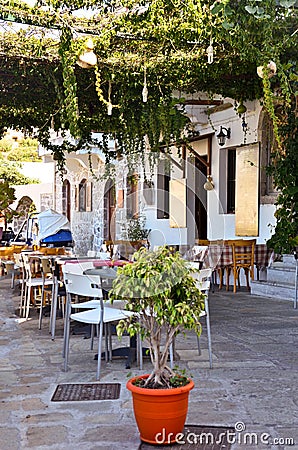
[
  {"left": 11, "top": 162, "right": 55, "bottom": 212},
  {"left": 49, "top": 96, "right": 277, "bottom": 254}
]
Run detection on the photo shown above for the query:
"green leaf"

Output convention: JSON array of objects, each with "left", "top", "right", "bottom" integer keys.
[
  {"left": 279, "top": 0, "right": 296, "bottom": 7},
  {"left": 222, "top": 20, "right": 234, "bottom": 30},
  {"left": 211, "top": 3, "right": 224, "bottom": 14},
  {"left": 245, "top": 6, "right": 257, "bottom": 14}
]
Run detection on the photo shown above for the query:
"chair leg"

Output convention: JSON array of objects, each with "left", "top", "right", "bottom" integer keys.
[
  {"left": 245, "top": 268, "right": 250, "bottom": 290},
  {"left": 25, "top": 286, "right": 32, "bottom": 319},
  {"left": 218, "top": 269, "right": 223, "bottom": 290},
  {"left": 197, "top": 335, "right": 202, "bottom": 355},
  {"left": 237, "top": 270, "right": 241, "bottom": 288},
  {"left": 63, "top": 314, "right": 71, "bottom": 372},
  {"left": 62, "top": 295, "right": 71, "bottom": 359},
  {"left": 108, "top": 324, "right": 113, "bottom": 361},
  {"left": 233, "top": 268, "right": 237, "bottom": 293},
  {"left": 19, "top": 282, "right": 25, "bottom": 317},
  {"left": 103, "top": 324, "right": 109, "bottom": 362},
  {"left": 38, "top": 284, "right": 46, "bottom": 329},
  {"left": 90, "top": 324, "right": 95, "bottom": 350},
  {"left": 50, "top": 279, "right": 58, "bottom": 340},
  {"left": 96, "top": 320, "right": 104, "bottom": 381}
]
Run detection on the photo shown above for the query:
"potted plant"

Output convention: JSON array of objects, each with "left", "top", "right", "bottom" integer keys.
[{"left": 108, "top": 246, "right": 205, "bottom": 445}]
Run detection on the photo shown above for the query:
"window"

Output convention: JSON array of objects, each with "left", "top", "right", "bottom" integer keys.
[
  {"left": 227, "top": 149, "right": 236, "bottom": 214},
  {"left": 157, "top": 159, "right": 170, "bottom": 219},
  {"left": 75, "top": 179, "right": 92, "bottom": 212},
  {"left": 62, "top": 180, "right": 71, "bottom": 220},
  {"left": 126, "top": 174, "right": 138, "bottom": 219},
  {"left": 143, "top": 180, "right": 155, "bottom": 205},
  {"left": 79, "top": 179, "right": 87, "bottom": 211}
]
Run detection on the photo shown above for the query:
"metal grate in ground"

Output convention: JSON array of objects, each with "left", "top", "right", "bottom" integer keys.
[
  {"left": 138, "top": 425, "right": 234, "bottom": 449},
  {"left": 51, "top": 383, "right": 121, "bottom": 401}
]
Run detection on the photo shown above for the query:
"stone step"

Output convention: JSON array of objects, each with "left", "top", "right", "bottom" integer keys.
[
  {"left": 251, "top": 279, "right": 297, "bottom": 301},
  {"left": 282, "top": 254, "right": 297, "bottom": 267},
  {"left": 267, "top": 265, "right": 297, "bottom": 285}
]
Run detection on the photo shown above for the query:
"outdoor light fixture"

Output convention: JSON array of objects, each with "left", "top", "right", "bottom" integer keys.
[
  {"left": 217, "top": 126, "right": 231, "bottom": 146},
  {"left": 142, "top": 67, "right": 148, "bottom": 102},
  {"left": 77, "top": 38, "right": 97, "bottom": 69},
  {"left": 107, "top": 81, "right": 113, "bottom": 115},
  {"left": 206, "top": 37, "right": 214, "bottom": 64},
  {"left": 242, "top": 116, "right": 248, "bottom": 134},
  {"left": 203, "top": 175, "right": 215, "bottom": 191},
  {"left": 241, "top": 116, "right": 248, "bottom": 144}
]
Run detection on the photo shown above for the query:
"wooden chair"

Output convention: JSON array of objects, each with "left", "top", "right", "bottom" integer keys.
[
  {"left": 207, "top": 240, "right": 226, "bottom": 290},
  {"left": 227, "top": 239, "right": 256, "bottom": 293},
  {"left": 195, "top": 239, "right": 210, "bottom": 246},
  {"left": 21, "top": 253, "right": 53, "bottom": 319}
]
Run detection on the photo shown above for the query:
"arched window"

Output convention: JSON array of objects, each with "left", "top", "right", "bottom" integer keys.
[
  {"left": 103, "top": 179, "right": 116, "bottom": 241},
  {"left": 75, "top": 179, "right": 92, "bottom": 212},
  {"left": 62, "top": 179, "right": 71, "bottom": 221},
  {"left": 79, "top": 179, "right": 87, "bottom": 211}
]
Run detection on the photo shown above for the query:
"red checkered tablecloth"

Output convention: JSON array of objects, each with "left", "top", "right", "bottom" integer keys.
[{"left": 202, "top": 244, "right": 273, "bottom": 269}]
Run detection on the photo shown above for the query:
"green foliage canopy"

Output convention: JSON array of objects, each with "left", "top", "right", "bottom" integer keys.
[{"left": 0, "top": 0, "right": 297, "bottom": 162}]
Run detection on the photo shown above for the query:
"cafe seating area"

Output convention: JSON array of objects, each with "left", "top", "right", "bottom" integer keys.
[{"left": 0, "top": 237, "right": 275, "bottom": 379}]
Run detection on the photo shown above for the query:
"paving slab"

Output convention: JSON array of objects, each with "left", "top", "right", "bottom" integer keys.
[{"left": 0, "top": 276, "right": 298, "bottom": 449}]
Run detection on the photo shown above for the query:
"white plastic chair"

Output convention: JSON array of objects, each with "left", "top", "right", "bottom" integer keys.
[
  {"left": 13, "top": 253, "right": 26, "bottom": 313},
  {"left": 38, "top": 256, "right": 55, "bottom": 329},
  {"left": 191, "top": 268, "right": 213, "bottom": 369},
  {"left": 49, "top": 260, "right": 95, "bottom": 340},
  {"left": 169, "top": 267, "right": 213, "bottom": 369},
  {"left": 62, "top": 271, "right": 135, "bottom": 380},
  {"left": 3, "top": 260, "right": 20, "bottom": 289}
]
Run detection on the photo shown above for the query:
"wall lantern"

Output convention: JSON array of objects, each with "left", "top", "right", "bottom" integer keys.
[
  {"left": 203, "top": 175, "right": 215, "bottom": 191},
  {"left": 77, "top": 38, "right": 97, "bottom": 69},
  {"left": 216, "top": 126, "right": 231, "bottom": 146}
]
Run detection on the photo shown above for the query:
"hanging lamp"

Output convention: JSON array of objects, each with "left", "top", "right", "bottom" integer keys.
[
  {"left": 206, "top": 37, "right": 214, "bottom": 64},
  {"left": 142, "top": 67, "right": 148, "bottom": 102},
  {"left": 107, "top": 81, "right": 113, "bottom": 115},
  {"left": 77, "top": 38, "right": 97, "bottom": 69}
]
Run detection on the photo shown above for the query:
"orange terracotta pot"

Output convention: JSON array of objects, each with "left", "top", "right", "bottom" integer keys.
[{"left": 127, "top": 374, "right": 194, "bottom": 445}]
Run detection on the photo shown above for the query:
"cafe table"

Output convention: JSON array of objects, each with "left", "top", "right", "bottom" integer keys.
[{"left": 192, "top": 242, "right": 274, "bottom": 288}]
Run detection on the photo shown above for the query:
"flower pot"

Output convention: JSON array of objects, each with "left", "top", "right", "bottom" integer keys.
[{"left": 127, "top": 374, "right": 194, "bottom": 445}]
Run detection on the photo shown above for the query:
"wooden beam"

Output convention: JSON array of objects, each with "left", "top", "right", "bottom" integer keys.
[
  {"left": 179, "top": 100, "right": 223, "bottom": 106},
  {"left": 206, "top": 102, "right": 234, "bottom": 114}
]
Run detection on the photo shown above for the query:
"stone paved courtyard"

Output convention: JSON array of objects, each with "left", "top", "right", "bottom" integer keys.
[{"left": 0, "top": 275, "right": 298, "bottom": 449}]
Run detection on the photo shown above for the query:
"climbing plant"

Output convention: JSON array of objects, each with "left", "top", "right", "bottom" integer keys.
[
  {"left": 266, "top": 97, "right": 298, "bottom": 254},
  {"left": 0, "top": 0, "right": 296, "bottom": 159}
]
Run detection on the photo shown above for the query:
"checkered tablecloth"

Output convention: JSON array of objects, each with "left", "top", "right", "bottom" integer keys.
[{"left": 201, "top": 244, "right": 273, "bottom": 269}]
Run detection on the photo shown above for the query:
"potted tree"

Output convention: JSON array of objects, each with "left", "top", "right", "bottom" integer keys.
[{"left": 109, "top": 246, "right": 206, "bottom": 445}]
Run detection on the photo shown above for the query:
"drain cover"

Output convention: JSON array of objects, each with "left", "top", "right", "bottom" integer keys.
[
  {"left": 51, "top": 383, "right": 121, "bottom": 401},
  {"left": 138, "top": 425, "right": 234, "bottom": 449}
]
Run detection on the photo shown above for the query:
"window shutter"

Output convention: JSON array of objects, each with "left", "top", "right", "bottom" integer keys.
[
  {"left": 74, "top": 185, "right": 79, "bottom": 211},
  {"left": 86, "top": 182, "right": 92, "bottom": 212}
]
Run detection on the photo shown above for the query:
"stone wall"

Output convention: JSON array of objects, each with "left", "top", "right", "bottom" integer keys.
[{"left": 54, "top": 158, "right": 106, "bottom": 255}]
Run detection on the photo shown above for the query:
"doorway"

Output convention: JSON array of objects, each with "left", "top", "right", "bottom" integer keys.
[
  {"left": 195, "top": 155, "right": 207, "bottom": 240},
  {"left": 103, "top": 179, "right": 116, "bottom": 241}
]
